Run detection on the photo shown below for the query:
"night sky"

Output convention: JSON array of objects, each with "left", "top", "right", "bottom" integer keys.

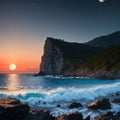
[{"left": 0, "top": 0, "right": 120, "bottom": 73}]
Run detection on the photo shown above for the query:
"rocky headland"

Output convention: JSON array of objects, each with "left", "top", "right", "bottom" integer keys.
[{"left": 38, "top": 31, "right": 120, "bottom": 79}]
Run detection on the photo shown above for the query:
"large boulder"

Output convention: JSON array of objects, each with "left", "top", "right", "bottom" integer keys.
[
  {"left": 26, "top": 109, "right": 53, "bottom": 120},
  {"left": 56, "top": 112, "right": 83, "bottom": 120},
  {"left": 87, "top": 98, "right": 111, "bottom": 110},
  {"left": 95, "top": 112, "right": 120, "bottom": 120},
  {"left": 0, "top": 98, "right": 30, "bottom": 120},
  {"left": 68, "top": 102, "right": 82, "bottom": 109}
]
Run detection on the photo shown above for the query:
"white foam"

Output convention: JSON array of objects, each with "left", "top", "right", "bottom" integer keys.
[
  {"left": 26, "top": 82, "right": 120, "bottom": 104},
  {"left": 0, "top": 82, "right": 120, "bottom": 105},
  {"left": 0, "top": 81, "right": 120, "bottom": 118}
]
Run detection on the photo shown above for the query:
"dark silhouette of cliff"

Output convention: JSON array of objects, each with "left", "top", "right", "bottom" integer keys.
[
  {"left": 38, "top": 31, "right": 120, "bottom": 79},
  {"left": 39, "top": 37, "right": 101, "bottom": 75},
  {"left": 86, "top": 31, "right": 120, "bottom": 47}
]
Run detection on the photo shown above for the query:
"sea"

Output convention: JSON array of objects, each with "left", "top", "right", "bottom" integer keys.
[{"left": 0, "top": 74, "right": 120, "bottom": 119}]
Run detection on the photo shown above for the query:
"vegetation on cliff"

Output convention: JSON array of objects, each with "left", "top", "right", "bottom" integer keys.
[
  {"left": 83, "top": 45, "right": 120, "bottom": 72},
  {"left": 86, "top": 31, "right": 120, "bottom": 47}
]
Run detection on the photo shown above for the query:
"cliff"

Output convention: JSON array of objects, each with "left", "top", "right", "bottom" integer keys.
[
  {"left": 40, "top": 38, "right": 64, "bottom": 75},
  {"left": 39, "top": 37, "right": 101, "bottom": 75},
  {"left": 39, "top": 32, "right": 120, "bottom": 79}
]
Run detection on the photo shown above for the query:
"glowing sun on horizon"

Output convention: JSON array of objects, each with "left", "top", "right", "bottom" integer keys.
[{"left": 9, "top": 64, "right": 16, "bottom": 71}]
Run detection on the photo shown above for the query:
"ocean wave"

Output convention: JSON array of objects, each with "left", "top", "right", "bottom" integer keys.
[{"left": 0, "top": 82, "right": 120, "bottom": 107}]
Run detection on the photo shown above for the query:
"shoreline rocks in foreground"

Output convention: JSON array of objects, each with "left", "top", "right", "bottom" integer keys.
[
  {"left": 0, "top": 98, "right": 53, "bottom": 120},
  {"left": 0, "top": 98, "right": 120, "bottom": 120},
  {"left": 87, "top": 98, "right": 111, "bottom": 110},
  {"left": 0, "top": 98, "right": 30, "bottom": 120},
  {"left": 95, "top": 111, "right": 120, "bottom": 120},
  {"left": 56, "top": 112, "right": 83, "bottom": 120}
]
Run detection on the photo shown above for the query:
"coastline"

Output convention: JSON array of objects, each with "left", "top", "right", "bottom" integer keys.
[
  {"left": 62, "top": 71, "right": 120, "bottom": 80},
  {"left": 36, "top": 70, "right": 120, "bottom": 80},
  {"left": 0, "top": 74, "right": 120, "bottom": 119},
  {"left": 0, "top": 92, "right": 120, "bottom": 120}
]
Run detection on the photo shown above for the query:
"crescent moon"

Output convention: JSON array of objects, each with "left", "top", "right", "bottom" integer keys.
[{"left": 99, "top": 0, "right": 105, "bottom": 2}]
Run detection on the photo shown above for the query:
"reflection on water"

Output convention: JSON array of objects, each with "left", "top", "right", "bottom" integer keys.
[
  {"left": 6, "top": 74, "right": 20, "bottom": 91},
  {"left": 0, "top": 74, "right": 119, "bottom": 96}
]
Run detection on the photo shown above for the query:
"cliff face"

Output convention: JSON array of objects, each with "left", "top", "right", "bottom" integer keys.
[
  {"left": 40, "top": 38, "right": 64, "bottom": 75},
  {"left": 39, "top": 31, "right": 120, "bottom": 79},
  {"left": 40, "top": 37, "right": 101, "bottom": 75}
]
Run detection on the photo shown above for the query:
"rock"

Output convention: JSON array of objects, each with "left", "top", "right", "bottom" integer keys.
[
  {"left": 34, "top": 71, "right": 46, "bottom": 76},
  {"left": 26, "top": 109, "right": 52, "bottom": 120},
  {"left": 0, "top": 98, "right": 30, "bottom": 120},
  {"left": 95, "top": 111, "right": 120, "bottom": 120},
  {"left": 68, "top": 102, "right": 82, "bottom": 109},
  {"left": 57, "top": 104, "right": 61, "bottom": 107},
  {"left": 84, "top": 116, "right": 90, "bottom": 120},
  {"left": 116, "top": 92, "right": 120, "bottom": 96},
  {"left": 111, "top": 98, "right": 120, "bottom": 103},
  {"left": 0, "top": 98, "right": 55, "bottom": 120},
  {"left": 87, "top": 98, "right": 111, "bottom": 110},
  {"left": 43, "top": 102, "right": 46, "bottom": 104},
  {"left": 95, "top": 111, "right": 113, "bottom": 120},
  {"left": 56, "top": 112, "right": 83, "bottom": 120}
]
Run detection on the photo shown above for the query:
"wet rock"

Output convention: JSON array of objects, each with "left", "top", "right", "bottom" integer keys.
[
  {"left": 84, "top": 116, "right": 90, "bottom": 120},
  {"left": 116, "top": 92, "right": 120, "bottom": 96},
  {"left": 26, "top": 109, "right": 53, "bottom": 120},
  {"left": 43, "top": 102, "right": 46, "bottom": 104},
  {"left": 0, "top": 98, "right": 30, "bottom": 120},
  {"left": 95, "top": 111, "right": 113, "bottom": 120},
  {"left": 57, "top": 104, "right": 61, "bottom": 107},
  {"left": 87, "top": 98, "right": 111, "bottom": 110},
  {"left": 95, "top": 111, "right": 120, "bottom": 120},
  {"left": 68, "top": 102, "right": 82, "bottom": 109},
  {"left": 34, "top": 71, "right": 46, "bottom": 76},
  {"left": 56, "top": 112, "right": 83, "bottom": 120},
  {"left": 111, "top": 98, "right": 120, "bottom": 103}
]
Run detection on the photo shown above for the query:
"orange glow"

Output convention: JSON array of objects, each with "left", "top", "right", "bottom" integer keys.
[
  {"left": 0, "top": 57, "right": 41, "bottom": 73},
  {"left": 0, "top": 33, "right": 43, "bottom": 74}
]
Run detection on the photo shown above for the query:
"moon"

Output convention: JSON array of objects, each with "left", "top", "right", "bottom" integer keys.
[
  {"left": 9, "top": 64, "right": 16, "bottom": 71},
  {"left": 99, "top": 0, "right": 105, "bottom": 2}
]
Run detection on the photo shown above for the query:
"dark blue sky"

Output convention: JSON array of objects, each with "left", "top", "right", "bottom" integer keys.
[
  {"left": 0, "top": 0, "right": 120, "bottom": 42},
  {"left": 0, "top": 0, "right": 120, "bottom": 73}
]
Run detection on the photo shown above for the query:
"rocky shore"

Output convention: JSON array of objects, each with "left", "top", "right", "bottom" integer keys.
[
  {"left": 56, "top": 70, "right": 120, "bottom": 80},
  {"left": 0, "top": 97, "right": 120, "bottom": 120}
]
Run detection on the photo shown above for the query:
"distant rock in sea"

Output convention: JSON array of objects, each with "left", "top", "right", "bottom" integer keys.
[{"left": 68, "top": 102, "right": 83, "bottom": 109}]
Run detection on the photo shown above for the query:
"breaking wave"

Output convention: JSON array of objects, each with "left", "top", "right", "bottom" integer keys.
[{"left": 0, "top": 82, "right": 120, "bottom": 107}]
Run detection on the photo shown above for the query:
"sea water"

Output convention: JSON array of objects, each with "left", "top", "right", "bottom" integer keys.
[{"left": 0, "top": 74, "right": 120, "bottom": 118}]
